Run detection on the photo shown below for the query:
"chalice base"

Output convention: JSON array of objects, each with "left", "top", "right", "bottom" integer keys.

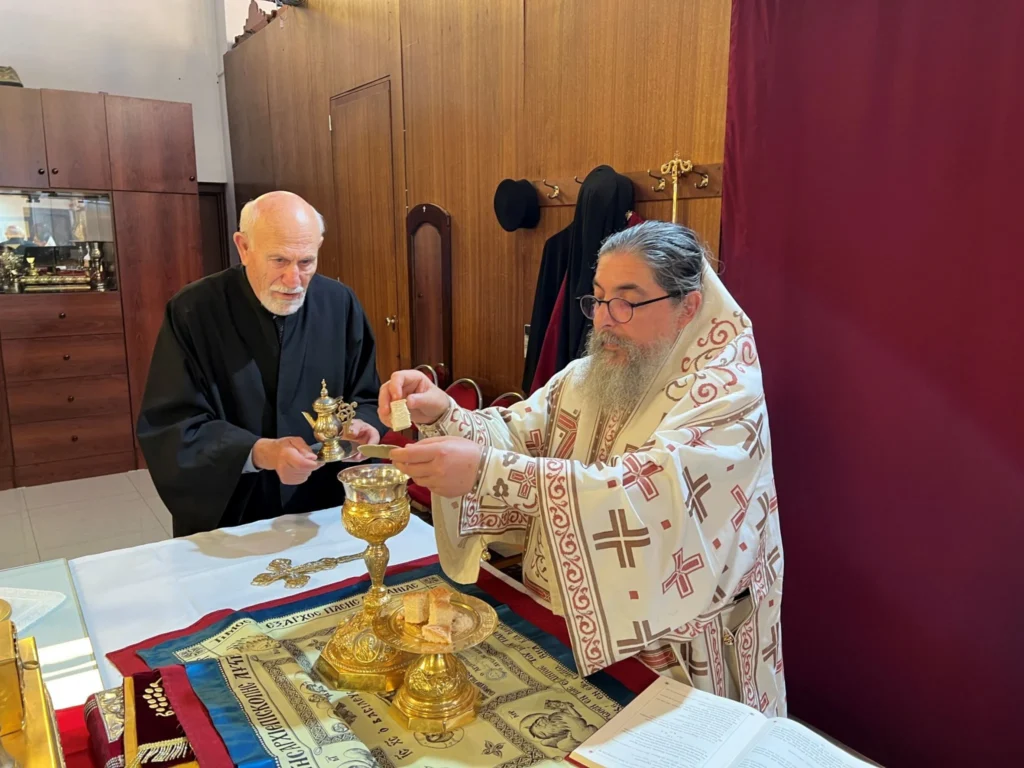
[
  {"left": 391, "top": 653, "right": 479, "bottom": 733},
  {"left": 314, "top": 609, "right": 414, "bottom": 692}
]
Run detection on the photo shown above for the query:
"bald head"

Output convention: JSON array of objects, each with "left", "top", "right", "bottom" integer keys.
[{"left": 234, "top": 191, "right": 324, "bottom": 316}]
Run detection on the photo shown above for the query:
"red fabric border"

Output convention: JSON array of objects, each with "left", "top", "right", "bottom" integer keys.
[
  {"left": 162, "top": 664, "right": 233, "bottom": 768},
  {"left": 56, "top": 705, "right": 94, "bottom": 768}
]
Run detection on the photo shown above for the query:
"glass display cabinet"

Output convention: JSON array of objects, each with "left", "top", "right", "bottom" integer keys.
[{"left": 0, "top": 189, "right": 117, "bottom": 294}]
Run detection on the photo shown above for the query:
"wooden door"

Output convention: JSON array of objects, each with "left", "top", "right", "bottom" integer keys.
[
  {"left": 0, "top": 87, "right": 48, "bottom": 188},
  {"left": 113, "top": 192, "right": 202, "bottom": 446},
  {"left": 106, "top": 96, "right": 198, "bottom": 194},
  {"left": 41, "top": 90, "right": 111, "bottom": 190},
  {"left": 329, "top": 81, "right": 401, "bottom": 378}
]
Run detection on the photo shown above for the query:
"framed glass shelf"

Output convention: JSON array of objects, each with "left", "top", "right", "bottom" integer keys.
[{"left": 1, "top": 188, "right": 118, "bottom": 294}]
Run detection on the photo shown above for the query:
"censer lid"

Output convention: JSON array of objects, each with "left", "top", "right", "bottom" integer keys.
[
  {"left": 0, "top": 598, "right": 11, "bottom": 622},
  {"left": 313, "top": 379, "right": 338, "bottom": 411}
]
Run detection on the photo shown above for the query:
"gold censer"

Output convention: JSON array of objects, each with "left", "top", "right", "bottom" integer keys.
[{"left": 313, "top": 466, "right": 415, "bottom": 691}]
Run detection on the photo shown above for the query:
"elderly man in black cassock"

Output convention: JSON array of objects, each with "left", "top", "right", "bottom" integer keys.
[{"left": 138, "top": 191, "right": 385, "bottom": 537}]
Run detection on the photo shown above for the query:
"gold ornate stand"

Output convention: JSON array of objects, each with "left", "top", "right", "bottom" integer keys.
[
  {"left": 374, "top": 592, "right": 498, "bottom": 733},
  {"left": 313, "top": 466, "right": 415, "bottom": 692}
]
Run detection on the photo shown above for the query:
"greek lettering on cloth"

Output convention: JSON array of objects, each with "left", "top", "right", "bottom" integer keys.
[
  {"left": 419, "top": 265, "right": 787, "bottom": 716},
  {"left": 127, "top": 564, "right": 639, "bottom": 768}
]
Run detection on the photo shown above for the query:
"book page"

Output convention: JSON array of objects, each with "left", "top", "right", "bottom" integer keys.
[
  {"left": 734, "top": 719, "right": 873, "bottom": 768},
  {"left": 570, "top": 678, "right": 767, "bottom": 768}
]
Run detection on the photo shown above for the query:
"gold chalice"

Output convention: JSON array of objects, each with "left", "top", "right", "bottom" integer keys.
[
  {"left": 313, "top": 465, "right": 415, "bottom": 691},
  {"left": 374, "top": 592, "right": 498, "bottom": 733}
]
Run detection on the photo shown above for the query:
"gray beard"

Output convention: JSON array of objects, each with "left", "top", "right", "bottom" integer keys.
[{"left": 576, "top": 329, "right": 677, "bottom": 416}]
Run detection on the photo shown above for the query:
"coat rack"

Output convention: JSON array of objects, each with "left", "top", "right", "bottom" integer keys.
[{"left": 529, "top": 158, "right": 722, "bottom": 215}]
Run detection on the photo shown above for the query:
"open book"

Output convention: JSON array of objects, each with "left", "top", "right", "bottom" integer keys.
[{"left": 568, "top": 678, "right": 876, "bottom": 768}]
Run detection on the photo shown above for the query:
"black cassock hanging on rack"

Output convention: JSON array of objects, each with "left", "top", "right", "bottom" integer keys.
[{"left": 522, "top": 165, "right": 635, "bottom": 392}]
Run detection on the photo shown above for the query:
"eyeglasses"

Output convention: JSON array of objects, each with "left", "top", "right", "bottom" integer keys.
[{"left": 578, "top": 293, "right": 681, "bottom": 323}]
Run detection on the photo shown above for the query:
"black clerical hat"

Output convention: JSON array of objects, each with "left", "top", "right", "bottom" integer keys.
[{"left": 493, "top": 179, "right": 541, "bottom": 232}]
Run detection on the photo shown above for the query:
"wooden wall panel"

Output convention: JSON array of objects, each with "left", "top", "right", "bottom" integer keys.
[
  {"left": 114, "top": 192, "right": 203, "bottom": 443},
  {"left": 519, "top": 0, "right": 731, "bottom": 350},
  {"left": 402, "top": 0, "right": 524, "bottom": 395},
  {"left": 224, "top": 29, "right": 275, "bottom": 215}
]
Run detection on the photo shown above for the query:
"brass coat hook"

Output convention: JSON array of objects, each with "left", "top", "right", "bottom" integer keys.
[
  {"left": 647, "top": 169, "right": 666, "bottom": 192},
  {"left": 695, "top": 172, "right": 710, "bottom": 189},
  {"left": 541, "top": 179, "right": 560, "bottom": 199},
  {"left": 573, "top": 175, "right": 584, "bottom": 184}
]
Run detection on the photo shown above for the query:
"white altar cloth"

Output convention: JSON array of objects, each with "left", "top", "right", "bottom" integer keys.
[{"left": 70, "top": 508, "right": 439, "bottom": 691}]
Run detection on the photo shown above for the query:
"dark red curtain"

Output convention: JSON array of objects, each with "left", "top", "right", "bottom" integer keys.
[{"left": 723, "top": 2, "right": 1024, "bottom": 765}]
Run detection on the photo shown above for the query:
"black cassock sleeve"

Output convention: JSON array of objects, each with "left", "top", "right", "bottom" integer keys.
[
  {"left": 343, "top": 292, "right": 386, "bottom": 436},
  {"left": 137, "top": 306, "right": 259, "bottom": 533}
]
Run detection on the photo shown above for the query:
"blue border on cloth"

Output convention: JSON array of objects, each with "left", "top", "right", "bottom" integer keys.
[
  {"left": 140, "top": 563, "right": 637, "bottom": 767},
  {"left": 185, "top": 659, "right": 277, "bottom": 768}
]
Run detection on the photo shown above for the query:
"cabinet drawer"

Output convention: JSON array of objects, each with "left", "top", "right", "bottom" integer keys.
[
  {"left": 12, "top": 415, "right": 134, "bottom": 465},
  {"left": 6, "top": 375, "right": 130, "bottom": 425},
  {"left": 0, "top": 293, "right": 123, "bottom": 339},
  {"left": 2, "top": 335, "right": 126, "bottom": 382},
  {"left": 15, "top": 451, "right": 135, "bottom": 488}
]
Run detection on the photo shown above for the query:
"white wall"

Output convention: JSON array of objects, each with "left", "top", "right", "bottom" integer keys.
[
  {"left": 222, "top": 0, "right": 277, "bottom": 47},
  {"left": 0, "top": 0, "right": 229, "bottom": 183}
]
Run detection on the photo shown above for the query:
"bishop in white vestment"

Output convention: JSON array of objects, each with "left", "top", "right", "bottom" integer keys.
[{"left": 386, "top": 221, "right": 786, "bottom": 716}]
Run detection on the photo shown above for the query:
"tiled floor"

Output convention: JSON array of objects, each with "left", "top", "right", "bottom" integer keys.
[{"left": 0, "top": 470, "right": 172, "bottom": 569}]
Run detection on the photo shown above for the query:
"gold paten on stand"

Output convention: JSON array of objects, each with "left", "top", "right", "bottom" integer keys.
[
  {"left": 374, "top": 592, "right": 498, "bottom": 733},
  {"left": 313, "top": 466, "right": 415, "bottom": 692}
]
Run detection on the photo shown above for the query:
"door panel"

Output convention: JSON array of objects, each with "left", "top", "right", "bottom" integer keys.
[{"left": 329, "top": 81, "right": 401, "bottom": 378}]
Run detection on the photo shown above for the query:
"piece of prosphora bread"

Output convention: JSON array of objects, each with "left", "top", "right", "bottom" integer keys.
[
  {"left": 428, "top": 587, "right": 455, "bottom": 627},
  {"left": 402, "top": 591, "right": 429, "bottom": 625},
  {"left": 421, "top": 624, "right": 452, "bottom": 644},
  {"left": 391, "top": 399, "right": 412, "bottom": 431}
]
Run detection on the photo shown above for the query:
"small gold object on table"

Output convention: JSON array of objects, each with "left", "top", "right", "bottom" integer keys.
[
  {"left": 1, "top": 600, "right": 64, "bottom": 767},
  {"left": 374, "top": 592, "right": 498, "bottom": 733},
  {"left": 313, "top": 465, "right": 415, "bottom": 691},
  {"left": 301, "top": 380, "right": 359, "bottom": 463}
]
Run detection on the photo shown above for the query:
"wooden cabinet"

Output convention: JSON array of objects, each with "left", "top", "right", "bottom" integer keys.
[
  {"left": 106, "top": 95, "right": 198, "bottom": 194},
  {"left": 114, "top": 191, "right": 202, "bottom": 429},
  {"left": 0, "top": 87, "right": 48, "bottom": 188},
  {"left": 40, "top": 90, "right": 112, "bottom": 190},
  {"left": 0, "top": 86, "right": 203, "bottom": 487}
]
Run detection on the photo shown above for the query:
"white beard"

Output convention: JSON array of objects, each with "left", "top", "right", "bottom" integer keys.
[
  {"left": 258, "top": 289, "right": 306, "bottom": 316},
  {"left": 576, "top": 329, "right": 677, "bottom": 416}
]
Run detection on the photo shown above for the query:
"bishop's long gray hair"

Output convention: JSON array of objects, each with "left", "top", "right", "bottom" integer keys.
[{"left": 597, "top": 220, "right": 708, "bottom": 299}]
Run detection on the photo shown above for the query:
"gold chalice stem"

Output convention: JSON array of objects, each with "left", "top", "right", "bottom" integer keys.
[{"left": 362, "top": 541, "right": 390, "bottom": 616}]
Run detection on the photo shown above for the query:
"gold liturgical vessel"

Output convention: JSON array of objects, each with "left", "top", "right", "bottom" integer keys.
[
  {"left": 0, "top": 600, "right": 64, "bottom": 768},
  {"left": 302, "top": 380, "right": 358, "bottom": 463},
  {"left": 375, "top": 592, "right": 497, "bottom": 733},
  {"left": 313, "top": 465, "right": 416, "bottom": 691}
]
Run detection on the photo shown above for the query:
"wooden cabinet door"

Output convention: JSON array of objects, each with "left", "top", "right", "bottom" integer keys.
[
  {"left": 114, "top": 192, "right": 202, "bottom": 429},
  {"left": 329, "top": 81, "right": 401, "bottom": 379},
  {"left": 0, "top": 87, "right": 48, "bottom": 188},
  {"left": 41, "top": 89, "right": 111, "bottom": 190},
  {"left": 106, "top": 96, "right": 198, "bottom": 194}
]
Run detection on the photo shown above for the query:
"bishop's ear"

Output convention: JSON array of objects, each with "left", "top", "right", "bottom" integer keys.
[{"left": 676, "top": 291, "right": 703, "bottom": 330}]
